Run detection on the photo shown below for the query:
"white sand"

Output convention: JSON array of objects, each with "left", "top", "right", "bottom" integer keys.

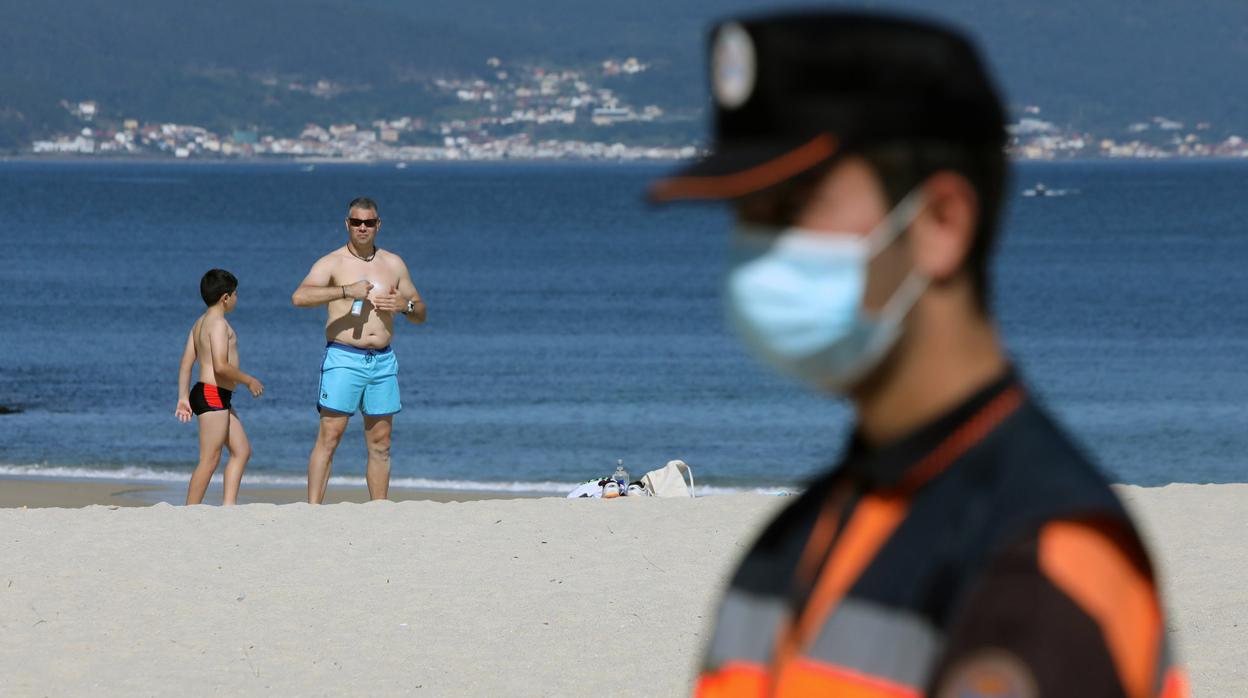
[
  {"left": 0, "top": 485, "right": 1243, "bottom": 696},
  {"left": 1115, "top": 484, "right": 1248, "bottom": 696}
]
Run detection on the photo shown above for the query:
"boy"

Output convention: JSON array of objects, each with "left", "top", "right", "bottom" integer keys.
[{"left": 174, "top": 269, "right": 264, "bottom": 505}]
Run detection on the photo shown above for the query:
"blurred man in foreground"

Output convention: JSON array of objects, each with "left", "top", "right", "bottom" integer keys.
[{"left": 649, "top": 12, "right": 1188, "bottom": 697}]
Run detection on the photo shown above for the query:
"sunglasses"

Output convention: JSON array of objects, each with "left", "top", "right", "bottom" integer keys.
[{"left": 348, "top": 217, "right": 379, "bottom": 228}]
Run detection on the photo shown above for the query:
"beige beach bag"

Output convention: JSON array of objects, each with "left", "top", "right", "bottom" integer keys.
[{"left": 642, "top": 460, "right": 695, "bottom": 498}]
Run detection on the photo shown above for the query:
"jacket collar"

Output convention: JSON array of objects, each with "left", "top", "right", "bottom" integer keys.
[{"left": 834, "top": 367, "right": 1021, "bottom": 491}]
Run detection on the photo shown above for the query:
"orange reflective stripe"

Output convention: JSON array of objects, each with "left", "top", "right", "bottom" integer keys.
[
  {"left": 696, "top": 661, "right": 767, "bottom": 698},
  {"left": 795, "top": 494, "right": 908, "bottom": 647},
  {"left": 700, "top": 659, "right": 922, "bottom": 698},
  {"left": 1039, "top": 521, "right": 1163, "bottom": 698},
  {"left": 770, "top": 492, "right": 909, "bottom": 692},
  {"left": 648, "top": 134, "right": 839, "bottom": 201},
  {"left": 1159, "top": 667, "right": 1190, "bottom": 698},
  {"left": 775, "top": 658, "right": 920, "bottom": 698}
]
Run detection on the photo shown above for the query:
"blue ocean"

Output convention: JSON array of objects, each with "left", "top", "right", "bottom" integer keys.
[{"left": 0, "top": 159, "right": 1245, "bottom": 493}]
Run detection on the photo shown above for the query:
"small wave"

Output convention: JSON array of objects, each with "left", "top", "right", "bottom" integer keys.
[
  {"left": 0, "top": 464, "right": 194, "bottom": 483},
  {"left": 0, "top": 463, "right": 795, "bottom": 496},
  {"left": 91, "top": 177, "right": 188, "bottom": 185}
]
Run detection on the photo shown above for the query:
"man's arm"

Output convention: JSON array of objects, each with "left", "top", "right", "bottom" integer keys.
[
  {"left": 207, "top": 320, "right": 263, "bottom": 397},
  {"left": 175, "top": 330, "right": 195, "bottom": 422},
  {"left": 291, "top": 255, "right": 372, "bottom": 307},
  {"left": 393, "top": 258, "right": 426, "bottom": 324}
]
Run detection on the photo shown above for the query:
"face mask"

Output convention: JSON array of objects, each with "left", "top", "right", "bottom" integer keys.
[{"left": 726, "top": 190, "right": 927, "bottom": 392}]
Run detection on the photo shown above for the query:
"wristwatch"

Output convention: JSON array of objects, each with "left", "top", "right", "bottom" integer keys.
[{"left": 401, "top": 298, "right": 416, "bottom": 315}]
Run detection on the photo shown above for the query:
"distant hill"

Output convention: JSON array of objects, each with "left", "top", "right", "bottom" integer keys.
[
  {"left": 374, "top": 0, "right": 1248, "bottom": 133},
  {"left": 2, "top": 0, "right": 1246, "bottom": 150},
  {"left": 0, "top": 0, "right": 479, "bottom": 148}
]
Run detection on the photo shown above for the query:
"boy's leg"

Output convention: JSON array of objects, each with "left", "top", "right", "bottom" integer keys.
[
  {"left": 308, "top": 413, "right": 350, "bottom": 504},
  {"left": 362, "top": 415, "right": 393, "bottom": 501},
  {"left": 221, "top": 408, "right": 251, "bottom": 506},
  {"left": 188, "top": 411, "right": 230, "bottom": 505}
]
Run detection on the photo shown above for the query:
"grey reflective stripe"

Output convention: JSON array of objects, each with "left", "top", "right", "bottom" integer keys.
[
  {"left": 1153, "top": 631, "right": 1178, "bottom": 696},
  {"left": 704, "top": 588, "right": 788, "bottom": 668},
  {"left": 806, "top": 597, "right": 943, "bottom": 688}
]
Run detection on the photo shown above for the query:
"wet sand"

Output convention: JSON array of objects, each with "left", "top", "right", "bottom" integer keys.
[{"left": 0, "top": 477, "right": 531, "bottom": 508}]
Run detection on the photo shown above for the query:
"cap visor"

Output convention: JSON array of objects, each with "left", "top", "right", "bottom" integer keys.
[{"left": 648, "top": 133, "right": 839, "bottom": 202}]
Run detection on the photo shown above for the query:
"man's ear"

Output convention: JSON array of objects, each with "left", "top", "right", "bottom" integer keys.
[{"left": 910, "top": 171, "right": 979, "bottom": 283}]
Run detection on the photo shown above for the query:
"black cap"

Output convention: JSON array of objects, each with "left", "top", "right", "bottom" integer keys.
[{"left": 649, "top": 11, "right": 1007, "bottom": 202}]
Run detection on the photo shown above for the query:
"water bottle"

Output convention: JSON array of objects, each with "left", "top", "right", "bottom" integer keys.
[
  {"left": 350, "top": 279, "right": 369, "bottom": 316},
  {"left": 613, "top": 459, "right": 629, "bottom": 495}
]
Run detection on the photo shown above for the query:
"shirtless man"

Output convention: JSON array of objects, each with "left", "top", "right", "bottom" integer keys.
[
  {"left": 291, "top": 197, "right": 427, "bottom": 503},
  {"left": 175, "top": 268, "right": 264, "bottom": 505}
]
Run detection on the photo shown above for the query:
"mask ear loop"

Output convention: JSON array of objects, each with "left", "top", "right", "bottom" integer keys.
[
  {"left": 865, "top": 189, "right": 926, "bottom": 256},
  {"left": 863, "top": 187, "right": 930, "bottom": 321},
  {"left": 855, "top": 189, "right": 931, "bottom": 380},
  {"left": 828, "top": 269, "right": 931, "bottom": 392},
  {"left": 877, "top": 272, "right": 929, "bottom": 321}
]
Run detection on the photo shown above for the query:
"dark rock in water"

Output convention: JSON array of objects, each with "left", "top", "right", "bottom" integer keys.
[{"left": 0, "top": 406, "right": 22, "bottom": 415}]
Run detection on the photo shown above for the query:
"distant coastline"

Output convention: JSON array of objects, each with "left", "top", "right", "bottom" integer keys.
[
  {"left": 5, "top": 153, "right": 1248, "bottom": 165},
  {"left": 0, "top": 154, "right": 683, "bottom": 167}
]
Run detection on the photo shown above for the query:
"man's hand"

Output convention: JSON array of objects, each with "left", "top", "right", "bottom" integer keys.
[
  {"left": 175, "top": 399, "right": 193, "bottom": 423},
  {"left": 246, "top": 377, "right": 265, "bottom": 398},
  {"left": 345, "top": 280, "right": 374, "bottom": 300},
  {"left": 370, "top": 287, "right": 404, "bottom": 313}
]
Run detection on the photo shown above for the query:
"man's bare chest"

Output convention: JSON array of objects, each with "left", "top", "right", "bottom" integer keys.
[{"left": 332, "top": 258, "right": 398, "bottom": 290}]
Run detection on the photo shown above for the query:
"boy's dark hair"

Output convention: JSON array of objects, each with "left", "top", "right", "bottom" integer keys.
[
  {"left": 200, "top": 269, "right": 238, "bottom": 306},
  {"left": 347, "top": 197, "right": 379, "bottom": 214}
]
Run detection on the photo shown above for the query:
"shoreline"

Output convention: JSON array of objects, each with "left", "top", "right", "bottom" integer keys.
[
  {"left": 0, "top": 475, "right": 542, "bottom": 508},
  {"left": 0, "top": 472, "right": 1238, "bottom": 509}
]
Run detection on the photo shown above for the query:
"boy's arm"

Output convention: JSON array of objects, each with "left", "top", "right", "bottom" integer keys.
[
  {"left": 175, "top": 331, "right": 195, "bottom": 422},
  {"left": 207, "top": 320, "right": 263, "bottom": 397},
  {"left": 292, "top": 255, "right": 372, "bottom": 307}
]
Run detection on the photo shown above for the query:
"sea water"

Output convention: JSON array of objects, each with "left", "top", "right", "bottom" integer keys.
[{"left": 1, "top": 159, "right": 1245, "bottom": 492}]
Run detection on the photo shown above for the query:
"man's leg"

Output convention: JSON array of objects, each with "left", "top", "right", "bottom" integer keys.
[
  {"left": 188, "top": 411, "right": 230, "bottom": 505},
  {"left": 308, "top": 413, "right": 350, "bottom": 504},
  {"left": 221, "top": 409, "right": 251, "bottom": 505},
  {"left": 360, "top": 350, "right": 400, "bottom": 501},
  {"left": 362, "top": 415, "right": 393, "bottom": 501}
]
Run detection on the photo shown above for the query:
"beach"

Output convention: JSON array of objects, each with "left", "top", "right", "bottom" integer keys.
[{"left": 0, "top": 482, "right": 1242, "bottom": 696}]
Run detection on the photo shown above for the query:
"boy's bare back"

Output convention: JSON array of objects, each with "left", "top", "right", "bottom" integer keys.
[{"left": 192, "top": 312, "right": 241, "bottom": 390}]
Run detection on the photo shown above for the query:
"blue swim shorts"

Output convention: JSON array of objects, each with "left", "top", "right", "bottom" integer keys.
[{"left": 318, "top": 342, "right": 401, "bottom": 417}]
